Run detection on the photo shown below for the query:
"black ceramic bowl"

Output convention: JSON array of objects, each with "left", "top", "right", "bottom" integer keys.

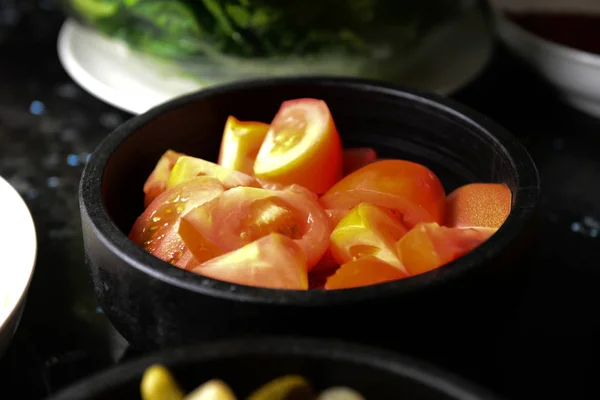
[
  {"left": 47, "top": 337, "right": 502, "bottom": 400},
  {"left": 80, "top": 77, "right": 540, "bottom": 355}
]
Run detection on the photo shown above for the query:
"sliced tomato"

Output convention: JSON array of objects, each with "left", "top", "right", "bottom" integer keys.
[
  {"left": 173, "top": 249, "right": 200, "bottom": 271},
  {"left": 143, "top": 150, "right": 185, "bottom": 208},
  {"left": 168, "top": 155, "right": 258, "bottom": 190},
  {"left": 182, "top": 186, "right": 330, "bottom": 270},
  {"left": 178, "top": 218, "right": 225, "bottom": 264},
  {"left": 320, "top": 160, "right": 446, "bottom": 228},
  {"left": 192, "top": 233, "right": 308, "bottom": 290},
  {"left": 324, "top": 256, "right": 406, "bottom": 290},
  {"left": 129, "top": 177, "right": 225, "bottom": 266},
  {"left": 445, "top": 183, "right": 512, "bottom": 229},
  {"left": 343, "top": 147, "right": 377, "bottom": 175},
  {"left": 396, "top": 222, "right": 496, "bottom": 276},
  {"left": 329, "top": 202, "right": 408, "bottom": 273},
  {"left": 325, "top": 209, "right": 347, "bottom": 228},
  {"left": 253, "top": 99, "right": 343, "bottom": 194},
  {"left": 217, "top": 116, "right": 270, "bottom": 175}
]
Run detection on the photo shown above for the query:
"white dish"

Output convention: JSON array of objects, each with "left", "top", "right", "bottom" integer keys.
[
  {"left": 494, "top": 1, "right": 600, "bottom": 118},
  {"left": 0, "top": 176, "right": 37, "bottom": 357},
  {"left": 57, "top": 10, "right": 493, "bottom": 115}
]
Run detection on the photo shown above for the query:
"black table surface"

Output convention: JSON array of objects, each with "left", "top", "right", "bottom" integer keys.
[{"left": 2, "top": 3, "right": 600, "bottom": 400}]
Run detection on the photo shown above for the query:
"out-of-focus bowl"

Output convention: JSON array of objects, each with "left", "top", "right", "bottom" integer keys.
[
  {"left": 0, "top": 176, "right": 37, "bottom": 357},
  {"left": 46, "top": 337, "right": 502, "bottom": 400},
  {"left": 79, "top": 77, "right": 540, "bottom": 352},
  {"left": 494, "top": 1, "right": 600, "bottom": 118}
]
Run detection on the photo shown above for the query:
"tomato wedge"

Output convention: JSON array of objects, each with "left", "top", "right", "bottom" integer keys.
[
  {"left": 445, "top": 183, "right": 512, "bottom": 229},
  {"left": 168, "top": 155, "right": 258, "bottom": 189},
  {"left": 143, "top": 150, "right": 185, "bottom": 208},
  {"left": 182, "top": 186, "right": 330, "bottom": 269},
  {"left": 253, "top": 99, "right": 343, "bottom": 194},
  {"left": 324, "top": 256, "right": 406, "bottom": 290},
  {"left": 343, "top": 147, "right": 377, "bottom": 175},
  {"left": 218, "top": 116, "right": 270, "bottom": 175},
  {"left": 330, "top": 202, "right": 408, "bottom": 272},
  {"left": 192, "top": 234, "right": 309, "bottom": 290},
  {"left": 396, "top": 222, "right": 496, "bottom": 276},
  {"left": 129, "top": 177, "right": 225, "bottom": 266},
  {"left": 320, "top": 160, "right": 446, "bottom": 228}
]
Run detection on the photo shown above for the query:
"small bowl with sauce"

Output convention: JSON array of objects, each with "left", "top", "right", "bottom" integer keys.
[{"left": 494, "top": 0, "right": 600, "bottom": 118}]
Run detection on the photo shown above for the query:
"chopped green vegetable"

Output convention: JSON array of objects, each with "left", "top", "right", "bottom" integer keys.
[{"left": 66, "top": 0, "right": 475, "bottom": 77}]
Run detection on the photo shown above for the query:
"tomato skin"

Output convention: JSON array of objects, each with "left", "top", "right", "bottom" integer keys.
[
  {"left": 324, "top": 256, "right": 406, "bottom": 290},
  {"left": 329, "top": 202, "right": 408, "bottom": 272},
  {"left": 182, "top": 186, "right": 331, "bottom": 270},
  {"left": 396, "top": 222, "right": 496, "bottom": 275},
  {"left": 168, "top": 155, "right": 259, "bottom": 190},
  {"left": 129, "top": 177, "right": 225, "bottom": 266},
  {"left": 192, "top": 233, "right": 309, "bottom": 290},
  {"left": 343, "top": 147, "right": 377, "bottom": 175},
  {"left": 143, "top": 150, "right": 185, "bottom": 208},
  {"left": 320, "top": 160, "right": 446, "bottom": 227},
  {"left": 218, "top": 116, "right": 270, "bottom": 175},
  {"left": 253, "top": 99, "right": 343, "bottom": 194},
  {"left": 445, "top": 183, "right": 512, "bottom": 229}
]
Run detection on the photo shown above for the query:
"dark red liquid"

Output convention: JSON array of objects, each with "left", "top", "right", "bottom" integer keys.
[{"left": 506, "top": 12, "right": 600, "bottom": 55}]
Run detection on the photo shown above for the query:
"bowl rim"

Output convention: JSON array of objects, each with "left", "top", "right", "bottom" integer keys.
[
  {"left": 494, "top": 9, "right": 600, "bottom": 68},
  {"left": 80, "top": 76, "right": 540, "bottom": 306},
  {"left": 47, "top": 336, "right": 503, "bottom": 400},
  {"left": 0, "top": 176, "right": 37, "bottom": 339}
]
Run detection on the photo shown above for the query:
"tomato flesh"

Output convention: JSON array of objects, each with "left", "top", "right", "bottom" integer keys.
[
  {"left": 253, "top": 99, "right": 343, "bottom": 194},
  {"left": 192, "top": 233, "right": 309, "bottom": 290},
  {"left": 129, "top": 177, "right": 225, "bottom": 266},
  {"left": 182, "top": 186, "right": 330, "bottom": 269},
  {"left": 343, "top": 147, "right": 377, "bottom": 175},
  {"left": 168, "top": 155, "right": 258, "bottom": 190},
  {"left": 320, "top": 160, "right": 446, "bottom": 228},
  {"left": 445, "top": 183, "right": 512, "bottom": 229},
  {"left": 329, "top": 202, "right": 408, "bottom": 273},
  {"left": 396, "top": 222, "right": 496, "bottom": 275},
  {"left": 218, "top": 116, "right": 270, "bottom": 175},
  {"left": 143, "top": 150, "right": 185, "bottom": 208},
  {"left": 324, "top": 256, "right": 407, "bottom": 290}
]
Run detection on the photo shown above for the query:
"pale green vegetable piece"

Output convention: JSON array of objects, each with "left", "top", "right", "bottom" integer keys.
[
  {"left": 316, "top": 387, "right": 366, "bottom": 400},
  {"left": 185, "top": 379, "right": 238, "bottom": 400}
]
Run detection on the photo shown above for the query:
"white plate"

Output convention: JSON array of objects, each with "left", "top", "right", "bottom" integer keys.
[
  {"left": 57, "top": 10, "right": 493, "bottom": 115},
  {"left": 0, "top": 176, "right": 37, "bottom": 357}
]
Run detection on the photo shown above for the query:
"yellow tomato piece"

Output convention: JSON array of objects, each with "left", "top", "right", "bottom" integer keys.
[
  {"left": 247, "top": 375, "right": 313, "bottom": 400},
  {"left": 218, "top": 116, "right": 270, "bottom": 175},
  {"left": 253, "top": 99, "right": 343, "bottom": 194},
  {"left": 192, "top": 234, "right": 309, "bottom": 290},
  {"left": 141, "top": 364, "right": 184, "bottom": 400},
  {"left": 329, "top": 202, "right": 409, "bottom": 274},
  {"left": 167, "top": 156, "right": 258, "bottom": 189}
]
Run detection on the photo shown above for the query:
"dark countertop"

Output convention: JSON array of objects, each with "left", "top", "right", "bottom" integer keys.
[{"left": 1, "top": 2, "right": 600, "bottom": 399}]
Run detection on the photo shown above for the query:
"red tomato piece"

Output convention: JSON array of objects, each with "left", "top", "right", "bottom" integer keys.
[
  {"left": 396, "top": 222, "right": 496, "bottom": 276},
  {"left": 173, "top": 249, "right": 200, "bottom": 271},
  {"left": 343, "top": 147, "right": 377, "bottom": 175},
  {"left": 320, "top": 160, "right": 446, "bottom": 228},
  {"left": 129, "top": 177, "right": 225, "bottom": 266},
  {"left": 182, "top": 186, "right": 331, "bottom": 270},
  {"left": 192, "top": 233, "right": 309, "bottom": 290},
  {"left": 218, "top": 116, "right": 270, "bottom": 175},
  {"left": 178, "top": 218, "right": 225, "bottom": 264},
  {"left": 253, "top": 99, "right": 343, "bottom": 194},
  {"left": 324, "top": 256, "right": 407, "bottom": 290},
  {"left": 168, "top": 155, "right": 258, "bottom": 190},
  {"left": 143, "top": 150, "right": 185, "bottom": 208},
  {"left": 445, "top": 183, "right": 512, "bottom": 229},
  {"left": 329, "top": 202, "right": 408, "bottom": 272}
]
